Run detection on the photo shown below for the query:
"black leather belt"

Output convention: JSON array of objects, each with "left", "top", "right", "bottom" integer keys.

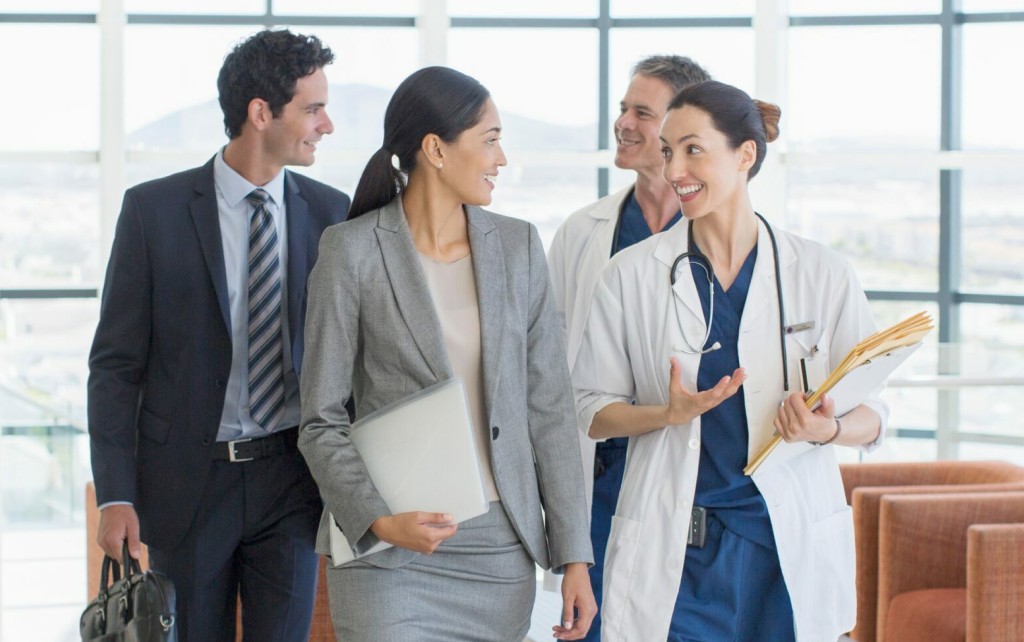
[{"left": 213, "top": 427, "right": 299, "bottom": 462}]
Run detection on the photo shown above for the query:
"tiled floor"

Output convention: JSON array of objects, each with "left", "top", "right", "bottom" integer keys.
[{"left": 0, "top": 529, "right": 855, "bottom": 642}]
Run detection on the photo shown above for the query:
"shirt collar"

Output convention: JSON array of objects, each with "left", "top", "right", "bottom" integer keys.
[{"left": 213, "top": 147, "right": 286, "bottom": 210}]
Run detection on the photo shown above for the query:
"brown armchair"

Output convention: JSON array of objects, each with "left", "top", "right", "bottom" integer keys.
[
  {"left": 86, "top": 482, "right": 335, "bottom": 641},
  {"left": 839, "top": 461, "right": 1024, "bottom": 642},
  {"left": 877, "top": 491, "right": 1024, "bottom": 642}
]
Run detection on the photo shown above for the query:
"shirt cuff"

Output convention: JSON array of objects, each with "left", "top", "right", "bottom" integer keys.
[{"left": 97, "top": 501, "right": 134, "bottom": 511}]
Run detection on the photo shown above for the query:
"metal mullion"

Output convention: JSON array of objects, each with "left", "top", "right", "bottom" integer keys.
[
  {"left": 0, "top": 288, "right": 99, "bottom": 299},
  {"left": 611, "top": 17, "right": 751, "bottom": 28},
  {"left": 957, "top": 293, "right": 1024, "bottom": 306},
  {"left": 0, "top": 13, "right": 96, "bottom": 23},
  {"left": 865, "top": 290, "right": 939, "bottom": 302},
  {"left": 893, "top": 428, "right": 937, "bottom": 440},
  {"left": 449, "top": 17, "right": 596, "bottom": 28},
  {"left": 597, "top": 0, "right": 610, "bottom": 199},
  {"left": 937, "top": 0, "right": 963, "bottom": 461},
  {"left": 789, "top": 14, "right": 940, "bottom": 27},
  {"left": 126, "top": 14, "right": 416, "bottom": 27},
  {"left": 938, "top": 0, "right": 963, "bottom": 344},
  {"left": 958, "top": 11, "right": 1024, "bottom": 23}
]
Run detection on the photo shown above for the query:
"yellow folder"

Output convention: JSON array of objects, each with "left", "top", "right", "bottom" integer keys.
[{"left": 743, "top": 312, "right": 933, "bottom": 476}]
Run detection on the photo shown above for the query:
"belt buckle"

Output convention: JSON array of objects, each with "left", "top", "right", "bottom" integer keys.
[{"left": 228, "top": 437, "right": 254, "bottom": 463}]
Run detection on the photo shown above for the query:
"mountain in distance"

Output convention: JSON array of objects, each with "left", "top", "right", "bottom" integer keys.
[{"left": 127, "top": 82, "right": 597, "bottom": 151}]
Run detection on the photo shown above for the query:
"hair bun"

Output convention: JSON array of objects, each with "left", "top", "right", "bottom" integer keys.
[{"left": 753, "top": 100, "right": 781, "bottom": 143}]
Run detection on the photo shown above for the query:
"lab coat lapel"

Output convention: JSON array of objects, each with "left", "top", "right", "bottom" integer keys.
[
  {"left": 654, "top": 224, "right": 707, "bottom": 330},
  {"left": 739, "top": 218, "right": 798, "bottom": 462}
]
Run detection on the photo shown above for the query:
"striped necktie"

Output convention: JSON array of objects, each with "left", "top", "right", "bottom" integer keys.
[{"left": 246, "top": 188, "right": 285, "bottom": 433}]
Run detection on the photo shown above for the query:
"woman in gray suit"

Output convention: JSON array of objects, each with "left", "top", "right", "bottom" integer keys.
[{"left": 298, "top": 66, "right": 596, "bottom": 641}]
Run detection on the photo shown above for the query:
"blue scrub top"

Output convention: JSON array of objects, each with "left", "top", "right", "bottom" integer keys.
[
  {"left": 689, "top": 245, "right": 775, "bottom": 549},
  {"left": 614, "top": 189, "right": 683, "bottom": 255},
  {"left": 668, "top": 243, "right": 795, "bottom": 642}
]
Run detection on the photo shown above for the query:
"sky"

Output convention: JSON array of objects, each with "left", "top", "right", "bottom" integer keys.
[{"left": 0, "top": 4, "right": 1022, "bottom": 151}]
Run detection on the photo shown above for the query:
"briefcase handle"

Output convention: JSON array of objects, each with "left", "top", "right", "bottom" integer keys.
[
  {"left": 120, "top": 541, "right": 143, "bottom": 576},
  {"left": 98, "top": 552, "right": 122, "bottom": 597},
  {"left": 97, "top": 541, "right": 142, "bottom": 597}
]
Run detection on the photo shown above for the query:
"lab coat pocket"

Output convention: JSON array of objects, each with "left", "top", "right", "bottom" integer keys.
[
  {"left": 602, "top": 515, "right": 643, "bottom": 635},
  {"left": 788, "top": 329, "right": 830, "bottom": 394},
  {"left": 809, "top": 506, "right": 856, "bottom": 632}
]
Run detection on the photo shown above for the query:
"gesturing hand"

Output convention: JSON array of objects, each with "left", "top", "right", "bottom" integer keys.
[
  {"left": 664, "top": 357, "right": 746, "bottom": 426},
  {"left": 369, "top": 512, "right": 459, "bottom": 554}
]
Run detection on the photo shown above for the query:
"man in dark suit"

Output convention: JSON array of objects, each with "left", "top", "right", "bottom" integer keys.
[{"left": 88, "top": 29, "right": 348, "bottom": 642}]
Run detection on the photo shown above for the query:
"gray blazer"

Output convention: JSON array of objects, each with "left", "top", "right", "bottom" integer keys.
[{"left": 298, "top": 195, "right": 593, "bottom": 572}]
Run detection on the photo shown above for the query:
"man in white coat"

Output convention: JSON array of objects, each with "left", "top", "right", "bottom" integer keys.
[{"left": 546, "top": 54, "right": 710, "bottom": 642}]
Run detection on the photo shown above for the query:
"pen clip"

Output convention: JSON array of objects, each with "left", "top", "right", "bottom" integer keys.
[{"left": 799, "top": 358, "right": 810, "bottom": 394}]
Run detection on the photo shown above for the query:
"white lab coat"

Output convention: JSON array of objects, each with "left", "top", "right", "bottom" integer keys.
[
  {"left": 572, "top": 219, "right": 889, "bottom": 642},
  {"left": 547, "top": 185, "right": 633, "bottom": 506}
]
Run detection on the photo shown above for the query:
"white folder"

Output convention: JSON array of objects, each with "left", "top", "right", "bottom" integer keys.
[
  {"left": 752, "top": 342, "right": 923, "bottom": 476},
  {"left": 328, "top": 377, "right": 489, "bottom": 565}
]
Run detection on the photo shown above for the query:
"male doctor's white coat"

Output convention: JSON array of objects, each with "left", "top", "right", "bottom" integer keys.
[
  {"left": 572, "top": 217, "right": 889, "bottom": 642},
  {"left": 548, "top": 184, "right": 634, "bottom": 507}
]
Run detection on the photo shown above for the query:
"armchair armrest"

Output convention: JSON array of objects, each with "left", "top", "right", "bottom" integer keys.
[{"left": 967, "top": 523, "right": 1024, "bottom": 641}]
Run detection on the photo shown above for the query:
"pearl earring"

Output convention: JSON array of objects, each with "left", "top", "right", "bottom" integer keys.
[{"left": 438, "top": 163, "right": 443, "bottom": 169}]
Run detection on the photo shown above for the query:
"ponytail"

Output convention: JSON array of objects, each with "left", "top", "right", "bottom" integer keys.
[
  {"left": 347, "top": 67, "right": 490, "bottom": 221},
  {"left": 348, "top": 147, "right": 406, "bottom": 220}
]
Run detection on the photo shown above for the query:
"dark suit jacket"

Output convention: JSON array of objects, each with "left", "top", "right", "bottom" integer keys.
[{"left": 87, "top": 156, "right": 349, "bottom": 550}]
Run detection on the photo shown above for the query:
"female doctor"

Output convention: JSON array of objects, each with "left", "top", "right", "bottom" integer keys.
[{"left": 571, "top": 80, "right": 889, "bottom": 642}]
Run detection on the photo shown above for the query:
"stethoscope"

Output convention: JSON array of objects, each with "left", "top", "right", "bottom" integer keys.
[{"left": 668, "top": 212, "right": 791, "bottom": 394}]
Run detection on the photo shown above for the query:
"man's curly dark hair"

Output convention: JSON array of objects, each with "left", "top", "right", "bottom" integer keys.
[{"left": 217, "top": 30, "right": 335, "bottom": 139}]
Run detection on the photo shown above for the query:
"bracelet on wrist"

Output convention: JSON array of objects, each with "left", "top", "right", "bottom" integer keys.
[{"left": 810, "top": 416, "right": 842, "bottom": 446}]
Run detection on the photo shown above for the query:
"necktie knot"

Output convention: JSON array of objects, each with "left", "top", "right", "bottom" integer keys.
[{"left": 246, "top": 188, "right": 270, "bottom": 208}]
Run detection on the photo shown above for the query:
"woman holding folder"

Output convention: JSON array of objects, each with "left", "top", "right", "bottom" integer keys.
[
  {"left": 298, "top": 66, "right": 595, "bottom": 641},
  {"left": 571, "top": 80, "right": 890, "bottom": 642}
]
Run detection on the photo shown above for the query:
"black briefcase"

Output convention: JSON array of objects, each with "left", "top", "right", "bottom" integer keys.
[{"left": 80, "top": 542, "right": 177, "bottom": 642}]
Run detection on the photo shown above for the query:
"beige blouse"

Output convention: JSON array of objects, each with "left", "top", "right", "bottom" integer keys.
[{"left": 418, "top": 252, "right": 501, "bottom": 502}]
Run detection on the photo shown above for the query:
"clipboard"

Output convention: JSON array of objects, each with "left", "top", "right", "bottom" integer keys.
[
  {"left": 747, "top": 342, "right": 923, "bottom": 476},
  {"left": 328, "top": 377, "right": 490, "bottom": 565}
]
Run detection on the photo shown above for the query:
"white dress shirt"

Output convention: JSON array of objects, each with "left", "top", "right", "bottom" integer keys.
[{"left": 213, "top": 149, "right": 301, "bottom": 442}]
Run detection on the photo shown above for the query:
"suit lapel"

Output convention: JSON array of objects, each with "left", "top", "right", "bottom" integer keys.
[
  {"left": 284, "top": 172, "right": 310, "bottom": 351},
  {"left": 466, "top": 206, "right": 504, "bottom": 423},
  {"left": 375, "top": 197, "right": 452, "bottom": 381},
  {"left": 189, "top": 157, "right": 231, "bottom": 336}
]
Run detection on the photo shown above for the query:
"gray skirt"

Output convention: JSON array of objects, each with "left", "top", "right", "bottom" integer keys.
[{"left": 326, "top": 502, "right": 536, "bottom": 642}]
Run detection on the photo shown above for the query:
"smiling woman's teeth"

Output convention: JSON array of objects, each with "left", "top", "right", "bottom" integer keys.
[
  {"left": 676, "top": 184, "right": 703, "bottom": 196},
  {"left": 484, "top": 175, "right": 496, "bottom": 185},
  {"left": 618, "top": 139, "right": 638, "bottom": 146}
]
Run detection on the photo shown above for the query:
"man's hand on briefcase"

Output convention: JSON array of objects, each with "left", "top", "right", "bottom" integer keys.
[{"left": 98, "top": 504, "right": 142, "bottom": 561}]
